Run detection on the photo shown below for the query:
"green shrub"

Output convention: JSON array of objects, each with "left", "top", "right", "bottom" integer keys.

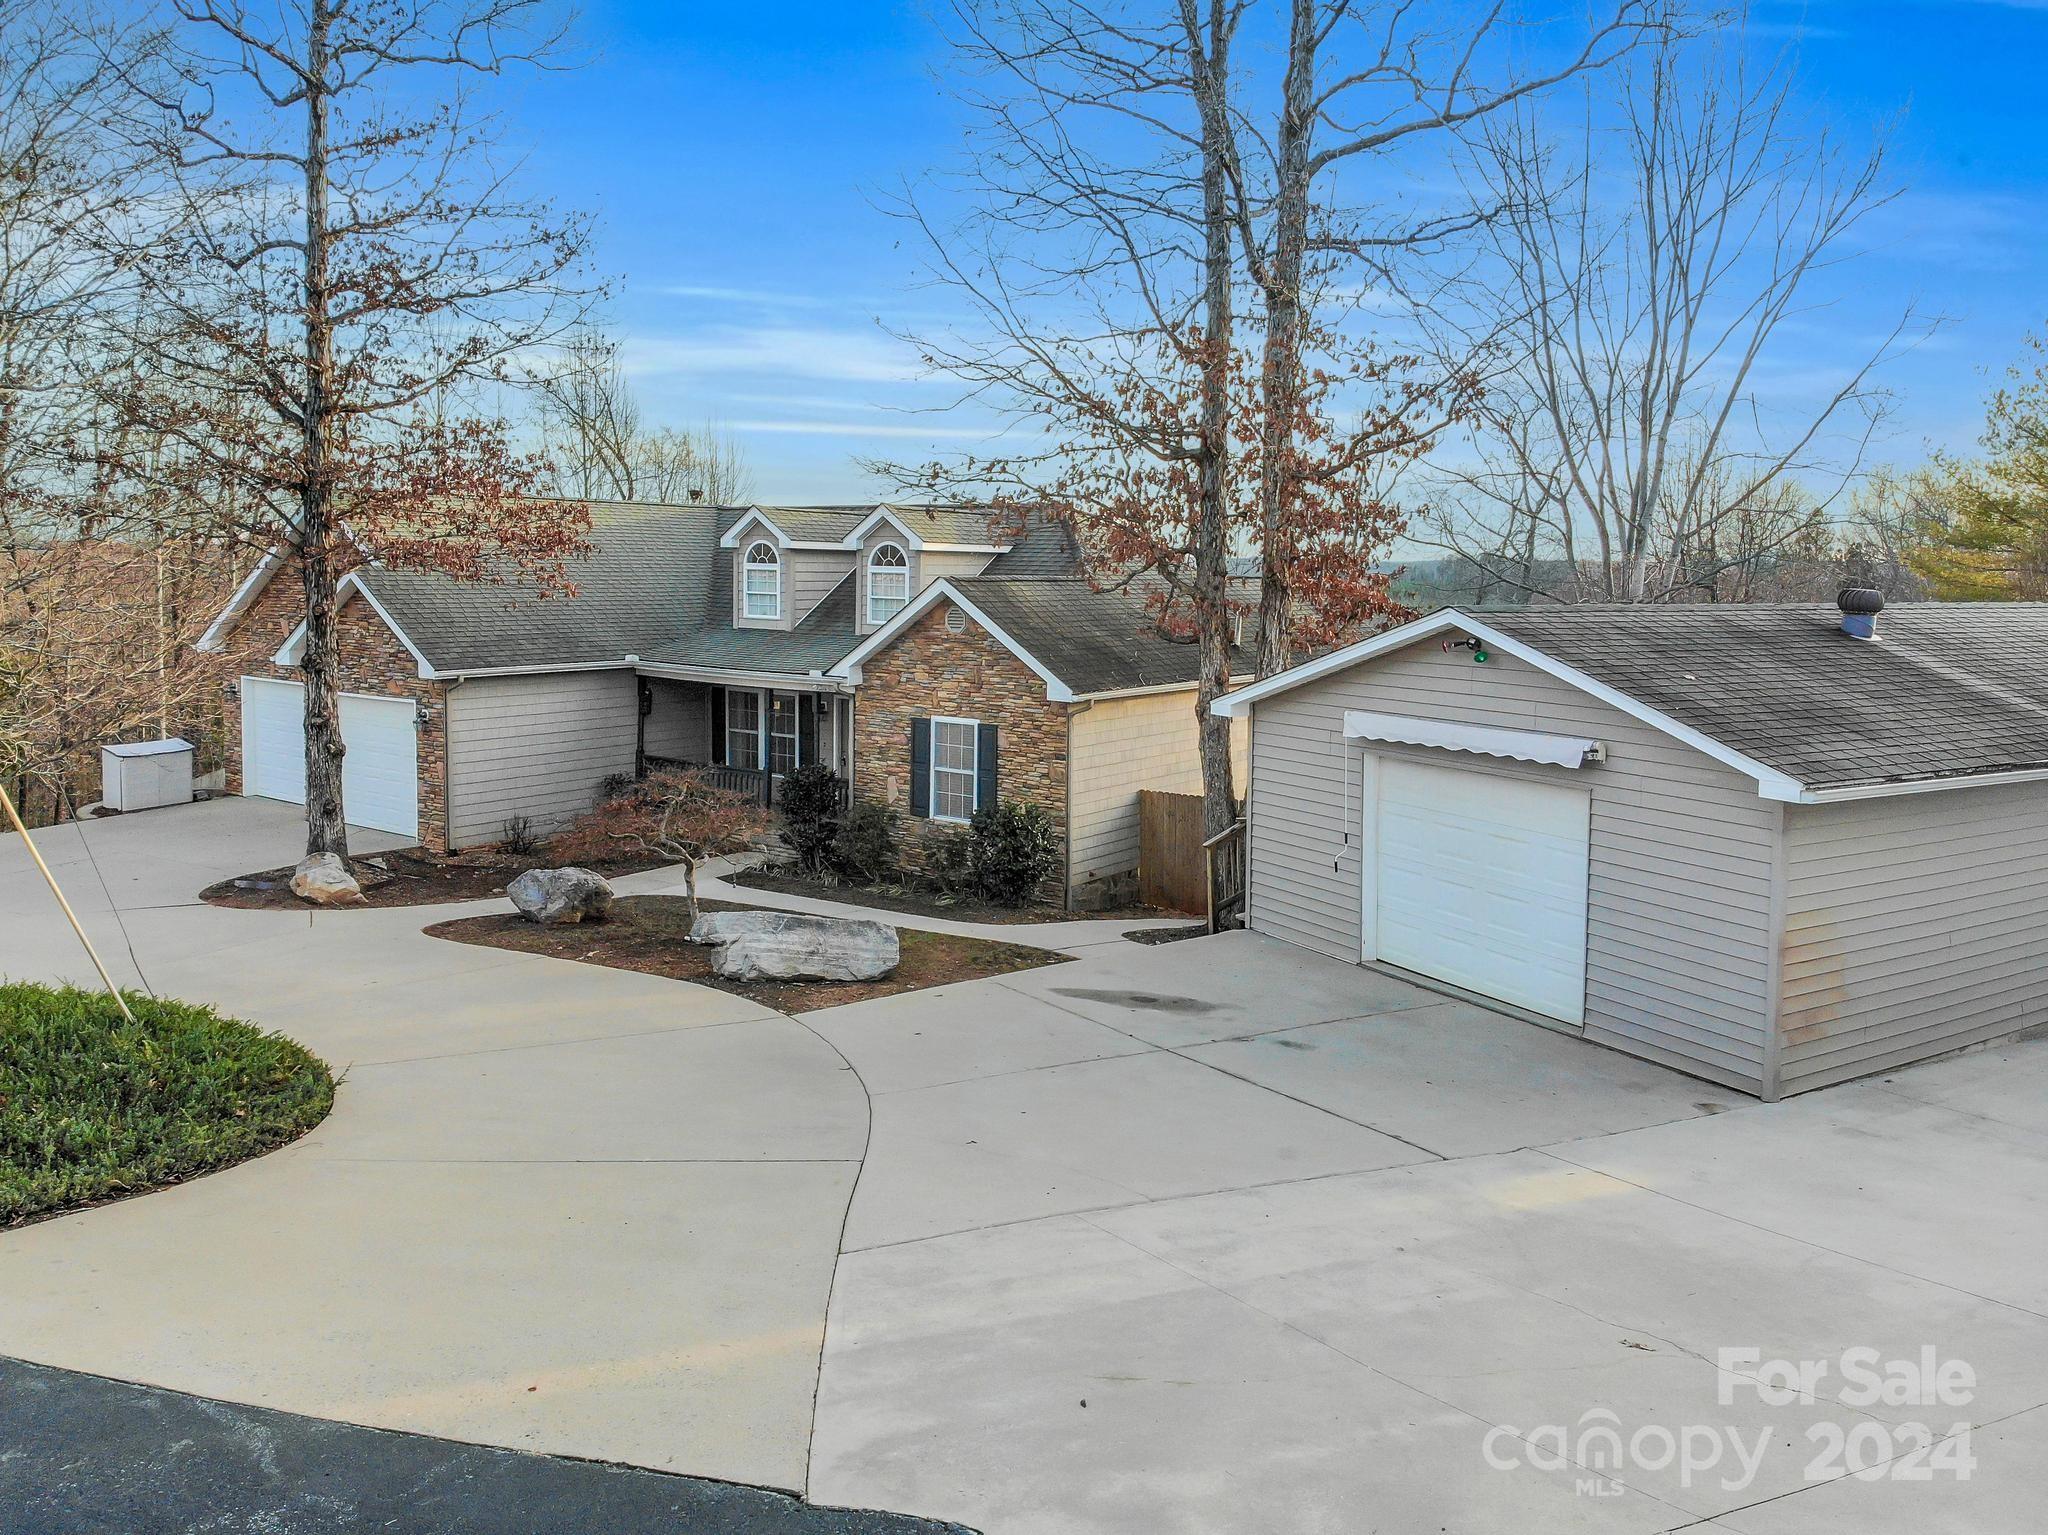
[
  {"left": 830, "top": 797, "right": 900, "bottom": 884},
  {"left": 920, "top": 823, "right": 976, "bottom": 898},
  {"left": 779, "top": 764, "right": 844, "bottom": 873},
  {"left": 0, "top": 983, "right": 334, "bottom": 1227},
  {"left": 967, "top": 800, "right": 1062, "bottom": 907}
]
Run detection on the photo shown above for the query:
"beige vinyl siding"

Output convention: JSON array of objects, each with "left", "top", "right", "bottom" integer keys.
[
  {"left": 446, "top": 670, "right": 639, "bottom": 845},
  {"left": 732, "top": 545, "right": 850, "bottom": 629},
  {"left": 1778, "top": 783, "right": 2048, "bottom": 1093},
  {"left": 789, "top": 549, "right": 853, "bottom": 623},
  {"left": 1246, "top": 638, "right": 1779, "bottom": 1091},
  {"left": 642, "top": 678, "right": 709, "bottom": 761},
  {"left": 1067, "top": 690, "right": 1249, "bottom": 897}
]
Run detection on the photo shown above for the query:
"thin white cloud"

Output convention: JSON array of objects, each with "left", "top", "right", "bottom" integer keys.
[
  {"left": 652, "top": 283, "right": 834, "bottom": 307},
  {"left": 620, "top": 326, "right": 926, "bottom": 385},
  {"left": 728, "top": 418, "right": 1016, "bottom": 440}
]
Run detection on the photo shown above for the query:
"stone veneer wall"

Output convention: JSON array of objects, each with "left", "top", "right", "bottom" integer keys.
[
  {"left": 218, "top": 565, "right": 450, "bottom": 851},
  {"left": 851, "top": 599, "right": 1070, "bottom": 899}
]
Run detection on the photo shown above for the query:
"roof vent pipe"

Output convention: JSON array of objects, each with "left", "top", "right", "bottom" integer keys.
[{"left": 1838, "top": 587, "right": 1884, "bottom": 640}]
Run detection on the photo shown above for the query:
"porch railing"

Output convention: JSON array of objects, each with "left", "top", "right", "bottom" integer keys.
[{"left": 1204, "top": 818, "right": 1247, "bottom": 933}]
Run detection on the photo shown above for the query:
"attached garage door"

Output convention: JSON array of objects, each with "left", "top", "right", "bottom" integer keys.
[
  {"left": 241, "top": 676, "right": 420, "bottom": 839},
  {"left": 1368, "top": 757, "right": 1590, "bottom": 1026}
]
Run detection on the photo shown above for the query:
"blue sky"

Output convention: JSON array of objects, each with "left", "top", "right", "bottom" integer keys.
[{"left": 512, "top": 1, "right": 2048, "bottom": 503}]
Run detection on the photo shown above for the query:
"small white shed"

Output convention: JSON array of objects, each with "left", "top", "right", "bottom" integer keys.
[{"left": 101, "top": 738, "right": 196, "bottom": 813}]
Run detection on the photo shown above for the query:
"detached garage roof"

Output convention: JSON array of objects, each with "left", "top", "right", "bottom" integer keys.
[{"left": 1216, "top": 602, "right": 2048, "bottom": 803}]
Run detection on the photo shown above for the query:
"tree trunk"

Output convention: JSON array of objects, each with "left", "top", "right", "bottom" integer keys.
[
  {"left": 298, "top": 0, "right": 348, "bottom": 859},
  {"left": 1188, "top": 0, "right": 1238, "bottom": 838},
  {"left": 1253, "top": 0, "right": 1314, "bottom": 682}
]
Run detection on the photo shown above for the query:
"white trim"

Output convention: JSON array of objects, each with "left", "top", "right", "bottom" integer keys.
[
  {"left": 846, "top": 506, "right": 924, "bottom": 551},
  {"left": 196, "top": 547, "right": 289, "bottom": 652},
  {"left": 866, "top": 540, "right": 911, "bottom": 626},
  {"left": 830, "top": 578, "right": 1077, "bottom": 703},
  {"left": 1794, "top": 766, "right": 2048, "bottom": 804},
  {"left": 1344, "top": 710, "right": 1602, "bottom": 770},
  {"left": 843, "top": 506, "right": 1007, "bottom": 554},
  {"left": 438, "top": 660, "right": 636, "bottom": 680},
  {"left": 741, "top": 541, "right": 783, "bottom": 621},
  {"left": 930, "top": 713, "right": 980, "bottom": 823},
  {"left": 632, "top": 660, "right": 847, "bottom": 690},
  {"left": 1357, "top": 750, "right": 1380, "bottom": 963},
  {"left": 1075, "top": 679, "right": 1204, "bottom": 702},
  {"left": 1211, "top": 610, "right": 1809, "bottom": 802},
  {"left": 718, "top": 508, "right": 791, "bottom": 550},
  {"left": 268, "top": 572, "right": 439, "bottom": 680}
]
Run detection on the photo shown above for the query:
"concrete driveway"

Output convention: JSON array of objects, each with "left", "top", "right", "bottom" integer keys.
[
  {"left": 4, "top": 800, "right": 2044, "bottom": 1532},
  {"left": 0, "top": 799, "right": 864, "bottom": 1491}
]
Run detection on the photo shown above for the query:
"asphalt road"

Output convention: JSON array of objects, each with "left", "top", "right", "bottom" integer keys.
[{"left": 0, "top": 1358, "right": 972, "bottom": 1535}]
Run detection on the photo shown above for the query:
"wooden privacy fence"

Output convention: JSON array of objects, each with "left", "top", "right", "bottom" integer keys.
[
  {"left": 1138, "top": 789, "right": 1248, "bottom": 928},
  {"left": 1138, "top": 790, "right": 1210, "bottom": 916}
]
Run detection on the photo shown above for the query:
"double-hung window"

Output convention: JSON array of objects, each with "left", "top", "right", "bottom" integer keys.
[
  {"left": 867, "top": 542, "right": 909, "bottom": 625},
  {"left": 727, "top": 690, "right": 761, "bottom": 769},
  {"left": 931, "top": 716, "right": 979, "bottom": 822},
  {"left": 742, "top": 542, "right": 781, "bottom": 620}
]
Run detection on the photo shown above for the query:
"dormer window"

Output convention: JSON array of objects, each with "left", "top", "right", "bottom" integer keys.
[
  {"left": 743, "top": 542, "right": 781, "bottom": 620},
  {"left": 867, "top": 542, "right": 909, "bottom": 625}
]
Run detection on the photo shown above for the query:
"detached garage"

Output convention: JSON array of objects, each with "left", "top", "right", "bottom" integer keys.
[{"left": 1215, "top": 595, "right": 2048, "bottom": 1099}]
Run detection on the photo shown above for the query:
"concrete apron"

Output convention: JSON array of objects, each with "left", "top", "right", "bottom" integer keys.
[{"left": 0, "top": 799, "right": 867, "bottom": 1491}]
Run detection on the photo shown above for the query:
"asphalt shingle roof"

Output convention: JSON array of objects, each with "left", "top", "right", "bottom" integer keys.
[
  {"left": 952, "top": 578, "right": 1218, "bottom": 696},
  {"left": 1474, "top": 602, "right": 2048, "bottom": 791},
  {"left": 350, "top": 500, "right": 1087, "bottom": 678}
]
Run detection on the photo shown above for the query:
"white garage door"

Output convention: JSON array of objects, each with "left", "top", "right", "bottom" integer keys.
[
  {"left": 241, "top": 676, "right": 419, "bottom": 839},
  {"left": 1369, "top": 757, "right": 1590, "bottom": 1026}
]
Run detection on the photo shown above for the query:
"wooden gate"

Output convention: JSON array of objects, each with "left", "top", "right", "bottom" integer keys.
[{"left": 1138, "top": 790, "right": 1207, "bottom": 914}]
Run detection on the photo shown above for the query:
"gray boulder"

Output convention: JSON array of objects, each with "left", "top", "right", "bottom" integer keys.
[
  {"left": 289, "top": 852, "right": 365, "bottom": 907},
  {"left": 508, "top": 866, "right": 614, "bottom": 925},
  {"left": 691, "top": 910, "right": 899, "bottom": 982}
]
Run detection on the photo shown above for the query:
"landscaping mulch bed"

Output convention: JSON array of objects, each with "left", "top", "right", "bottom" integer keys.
[
  {"left": 1, "top": 982, "right": 333, "bottom": 1228},
  {"left": 424, "top": 895, "right": 1069, "bottom": 1012},
  {"left": 726, "top": 865, "right": 1166, "bottom": 926},
  {"left": 200, "top": 846, "right": 673, "bottom": 910}
]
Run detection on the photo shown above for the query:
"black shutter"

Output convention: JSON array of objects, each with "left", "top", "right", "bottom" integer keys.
[
  {"left": 799, "top": 695, "right": 819, "bottom": 768},
  {"left": 709, "top": 688, "right": 727, "bottom": 766},
  {"left": 909, "top": 717, "right": 931, "bottom": 817},
  {"left": 976, "top": 722, "right": 998, "bottom": 813}
]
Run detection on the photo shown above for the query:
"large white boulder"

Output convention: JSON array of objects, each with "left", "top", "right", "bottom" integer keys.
[
  {"left": 691, "top": 910, "right": 899, "bottom": 982},
  {"left": 508, "top": 866, "right": 614, "bottom": 925},
  {"left": 289, "top": 852, "right": 366, "bottom": 907}
]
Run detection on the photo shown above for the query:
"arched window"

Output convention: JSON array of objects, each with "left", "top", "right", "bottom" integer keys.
[
  {"left": 742, "top": 541, "right": 781, "bottom": 620},
  {"left": 867, "top": 541, "right": 910, "bottom": 624}
]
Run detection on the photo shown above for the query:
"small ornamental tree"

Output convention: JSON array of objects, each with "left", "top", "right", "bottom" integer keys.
[{"left": 550, "top": 768, "right": 767, "bottom": 926}]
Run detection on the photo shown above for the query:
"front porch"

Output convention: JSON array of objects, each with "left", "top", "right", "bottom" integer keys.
[{"left": 638, "top": 676, "right": 854, "bottom": 806}]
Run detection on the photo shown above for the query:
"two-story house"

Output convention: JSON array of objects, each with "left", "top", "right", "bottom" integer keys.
[{"left": 199, "top": 500, "right": 1246, "bottom": 909}]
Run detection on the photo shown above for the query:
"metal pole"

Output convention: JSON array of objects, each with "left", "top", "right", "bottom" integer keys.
[{"left": 0, "top": 781, "right": 137, "bottom": 1022}]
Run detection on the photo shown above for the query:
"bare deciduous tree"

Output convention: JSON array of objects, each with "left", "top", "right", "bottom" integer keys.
[
  {"left": 871, "top": 0, "right": 1250, "bottom": 836},
  {"left": 95, "top": 0, "right": 600, "bottom": 860},
  {"left": 532, "top": 333, "right": 754, "bottom": 504},
  {"left": 1426, "top": 18, "right": 1915, "bottom": 603},
  {"left": 1229, "top": 0, "right": 1670, "bottom": 671}
]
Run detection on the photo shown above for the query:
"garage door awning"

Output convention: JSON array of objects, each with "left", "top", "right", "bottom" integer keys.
[{"left": 1344, "top": 710, "right": 1603, "bottom": 770}]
